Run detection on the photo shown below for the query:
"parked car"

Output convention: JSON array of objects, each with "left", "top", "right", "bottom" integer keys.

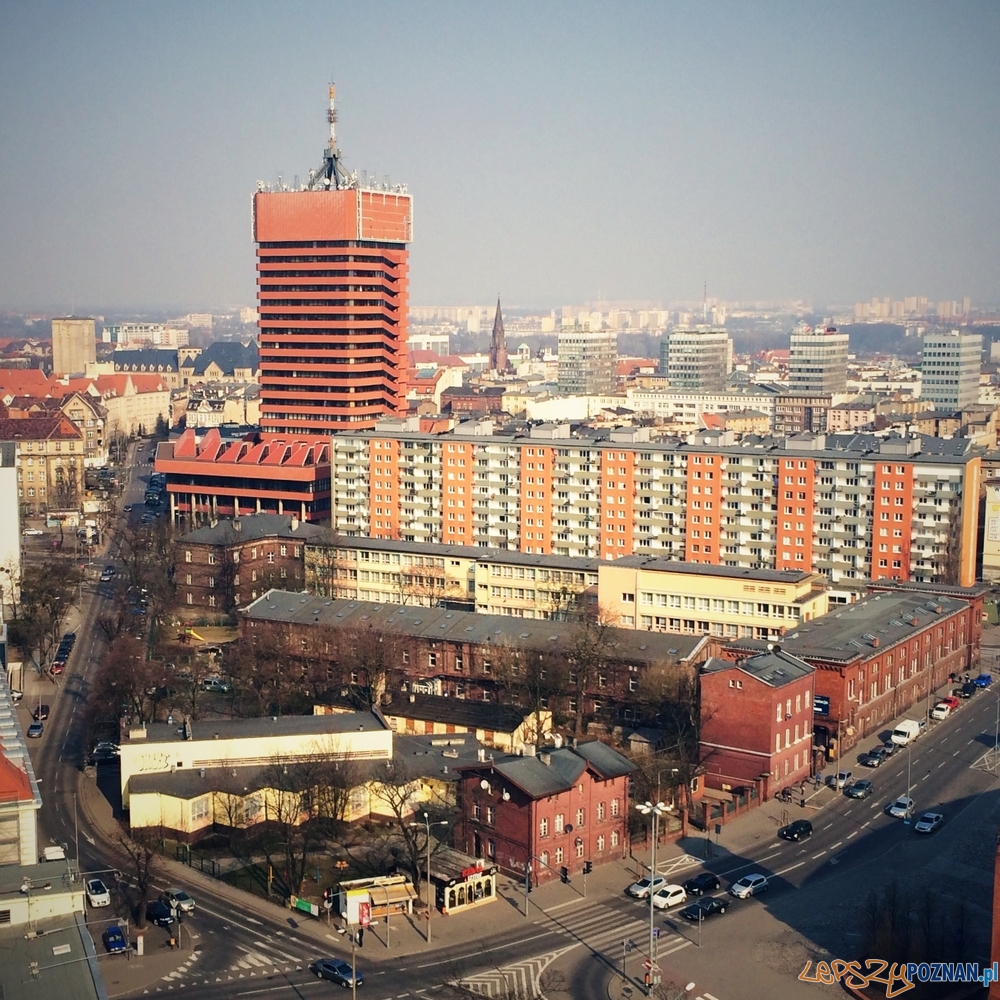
[
  {"left": 914, "top": 812, "right": 943, "bottom": 834},
  {"left": 958, "top": 682, "right": 978, "bottom": 699},
  {"left": 311, "top": 959, "right": 363, "bottom": 987},
  {"left": 845, "top": 779, "right": 874, "bottom": 800},
  {"left": 682, "top": 872, "right": 721, "bottom": 896},
  {"left": 880, "top": 740, "right": 898, "bottom": 757},
  {"left": 930, "top": 702, "right": 953, "bottom": 721},
  {"left": 777, "top": 819, "right": 813, "bottom": 841},
  {"left": 22, "top": 528, "right": 43, "bottom": 536},
  {"left": 33, "top": 704, "right": 49, "bottom": 722},
  {"left": 102, "top": 925, "right": 128, "bottom": 954},
  {"left": 146, "top": 900, "right": 174, "bottom": 926},
  {"left": 161, "top": 888, "right": 195, "bottom": 913},
  {"left": 651, "top": 884, "right": 688, "bottom": 909},
  {"left": 87, "top": 879, "right": 111, "bottom": 907},
  {"left": 27, "top": 721, "right": 43, "bottom": 738},
  {"left": 940, "top": 695, "right": 960, "bottom": 711},
  {"left": 861, "top": 746, "right": 887, "bottom": 768},
  {"left": 680, "top": 896, "right": 728, "bottom": 921},
  {"left": 828, "top": 770, "right": 852, "bottom": 789},
  {"left": 100, "top": 566, "right": 116, "bottom": 582},
  {"left": 123, "top": 504, "right": 133, "bottom": 513},
  {"left": 627, "top": 875, "right": 668, "bottom": 899},
  {"left": 10, "top": 689, "right": 22, "bottom": 702},
  {"left": 974, "top": 673, "right": 994, "bottom": 688},
  {"left": 887, "top": 796, "right": 915, "bottom": 820},
  {"left": 201, "top": 677, "right": 233, "bottom": 693},
  {"left": 729, "top": 873, "right": 769, "bottom": 899}
]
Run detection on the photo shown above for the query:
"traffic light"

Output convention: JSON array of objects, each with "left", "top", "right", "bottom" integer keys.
[
  {"left": 560, "top": 866, "right": 569, "bottom": 884},
  {"left": 583, "top": 861, "right": 593, "bottom": 875}
]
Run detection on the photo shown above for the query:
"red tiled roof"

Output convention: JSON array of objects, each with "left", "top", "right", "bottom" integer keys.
[
  {"left": 0, "top": 415, "right": 83, "bottom": 441},
  {"left": 0, "top": 754, "right": 33, "bottom": 804}
]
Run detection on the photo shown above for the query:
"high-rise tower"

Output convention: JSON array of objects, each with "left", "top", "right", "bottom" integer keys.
[
  {"left": 789, "top": 325, "right": 849, "bottom": 393},
  {"left": 255, "top": 86, "right": 413, "bottom": 434},
  {"left": 51, "top": 317, "right": 96, "bottom": 376},
  {"left": 488, "top": 298, "right": 512, "bottom": 373}
]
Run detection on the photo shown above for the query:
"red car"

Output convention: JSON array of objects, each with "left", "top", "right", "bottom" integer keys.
[{"left": 939, "top": 695, "right": 961, "bottom": 711}]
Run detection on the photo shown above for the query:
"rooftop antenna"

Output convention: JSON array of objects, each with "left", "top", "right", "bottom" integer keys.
[
  {"left": 703, "top": 281, "right": 708, "bottom": 323},
  {"left": 307, "top": 82, "right": 351, "bottom": 190}
]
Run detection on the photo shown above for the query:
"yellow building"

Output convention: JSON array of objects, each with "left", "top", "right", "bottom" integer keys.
[
  {"left": 598, "top": 557, "right": 829, "bottom": 640},
  {"left": 983, "top": 484, "right": 1000, "bottom": 583},
  {"left": 0, "top": 414, "right": 87, "bottom": 517},
  {"left": 51, "top": 317, "right": 96, "bottom": 376},
  {"left": 305, "top": 535, "right": 598, "bottom": 620}
]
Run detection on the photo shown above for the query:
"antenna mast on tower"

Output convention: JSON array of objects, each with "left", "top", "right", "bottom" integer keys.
[
  {"left": 703, "top": 281, "right": 708, "bottom": 322},
  {"left": 307, "top": 83, "right": 352, "bottom": 190}
]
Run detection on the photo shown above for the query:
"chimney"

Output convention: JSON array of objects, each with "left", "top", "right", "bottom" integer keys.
[
  {"left": 539, "top": 752, "right": 551, "bottom": 766},
  {"left": 477, "top": 748, "right": 486, "bottom": 762},
  {"left": 290, "top": 515, "right": 300, "bottom": 532},
  {"left": 909, "top": 617, "right": 918, "bottom": 627},
  {"left": 524, "top": 743, "right": 537, "bottom": 757},
  {"left": 871, "top": 637, "right": 880, "bottom": 648},
  {"left": 233, "top": 519, "right": 241, "bottom": 532}
]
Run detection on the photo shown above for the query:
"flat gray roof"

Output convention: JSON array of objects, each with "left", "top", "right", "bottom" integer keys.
[
  {"left": 611, "top": 555, "right": 814, "bottom": 585},
  {"left": 0, "top": 914, "right": 106, "bottom": 1000},
  {"left": 728, "top": 591, "right": 969, "bottom": 665},
  {"left": 244, "top": 592, "right": 708, "bottom": 665},
  {"left": 130, "top": 710, "right": 386, "bottom": 747}
]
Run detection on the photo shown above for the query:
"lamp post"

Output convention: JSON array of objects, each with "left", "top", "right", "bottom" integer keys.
[
  {"left": 408, "top": 811, "right": 448, "bottom": 944},
  {"left": 636, "top": 800, "right": 667, "bottom": 994}
]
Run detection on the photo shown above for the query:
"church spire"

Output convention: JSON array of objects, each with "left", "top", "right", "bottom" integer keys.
[{"left": 489, "top": 297, "right": 512, "bottom": 373}]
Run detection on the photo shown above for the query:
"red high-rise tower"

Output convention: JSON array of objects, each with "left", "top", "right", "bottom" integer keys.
[{"left": 255, "top": 86, "right": 413, "bottom": 434}]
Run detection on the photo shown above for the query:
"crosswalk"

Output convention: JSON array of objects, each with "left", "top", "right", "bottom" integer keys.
[
  {"left": 536, "top": 898, "right": 693, "bottom": 964},
  {"left": 453, "top": 945, "right": 575, "bottom": 999},
  {"left": 226, "top": 939, "right": 310, "bottom": 975}
]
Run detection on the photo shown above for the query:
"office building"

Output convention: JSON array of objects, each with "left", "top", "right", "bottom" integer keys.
[
  {"left": 659, "top": 326, "right": 732, "bottom": 391},
  {"left": 330, "top": 421, "right": 981, "bottom": 587},
  {"left": 558, "top": 328, "right": 617, "bottom": 395},
  {"left": 920, "top": 330, "right": 982, "bottom": 408},
  {"left": 50, "top": 317, "right": 96, "bottom": 376},
  {"left": 256, "top": 86, "right": 412, "bottom": 434},
  {"left": 789, "top": 326, "right": 849, "bottom": 393}
]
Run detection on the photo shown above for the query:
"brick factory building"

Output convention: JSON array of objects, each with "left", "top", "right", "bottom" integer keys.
[{"left": 255, "top": 86, "right": 412, "bottom": 434}]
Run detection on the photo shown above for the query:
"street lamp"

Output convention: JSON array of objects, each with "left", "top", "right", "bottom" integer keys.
[
  {"left": 636, "top": 800, "right": 668, "bottom": 994},
  {"left": 408, "top": 811, "right": 448, "bottom": 945}
]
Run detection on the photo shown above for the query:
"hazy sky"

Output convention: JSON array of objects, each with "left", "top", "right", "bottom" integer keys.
[{"left": 1, "top": 2, "right": 998, "bottom": 313}]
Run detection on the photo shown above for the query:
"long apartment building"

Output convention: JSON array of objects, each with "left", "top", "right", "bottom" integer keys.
[
  {"left": 303, "top": 533, "right": 828, "bottom": 640},
  {"left": 330, "top": 419, "right": 982, "bottom": 588}
]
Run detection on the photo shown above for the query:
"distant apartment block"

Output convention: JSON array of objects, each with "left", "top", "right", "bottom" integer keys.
[
  {"left": 659, "top": 327, "right": 733, "bottom": 391},
  {"left": 557, "top": 328, "right": 617, "bottom": 395},
  {"left": 330, "top": 420, "right": 981, "bottom": 587},
  {"left": 51, "top": 317, "right": 96, "bottom": 376},
  {"left": 789, "top": 325, "right": 849, "bottom": 393},
  {"left": 920, "top": 330, "right": 982, "bottom": 408}
]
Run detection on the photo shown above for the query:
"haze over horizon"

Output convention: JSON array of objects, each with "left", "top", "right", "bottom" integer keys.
[{"left": 1, "top": 2, "right": 998, "bottom": 314}]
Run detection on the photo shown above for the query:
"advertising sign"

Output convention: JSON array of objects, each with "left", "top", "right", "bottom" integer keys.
[{"left": 358, "top": 901, "right": 371, "bottom": 928}]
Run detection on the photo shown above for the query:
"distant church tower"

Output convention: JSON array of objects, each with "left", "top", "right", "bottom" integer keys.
[{"left": 489, "top": 298, "right": 513, "bottom": 373}]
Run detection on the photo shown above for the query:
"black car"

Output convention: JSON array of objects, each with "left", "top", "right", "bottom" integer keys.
[
  {"left": 680, "top": 897, "right": 728, "bottom": 921},
  {"left": 682, "top": 872, "right": 721, "bottom": 896},
  {"left": 861, "top": 746, "right": 887, "bottom": 767},
  {"left": 145, "top": 900, "right": 174, "bottom": 926},
  {"left": 960, "top": 682, "right": 978, "bottom": 699},
  {"left": 777, "top": 819, "right": 813, "bottom": 841},
  {"left": 311, "top": 959, "right": 363, "bottom": 987},
  {"left": 845, "top": 779, "right": 874, "bottom": 800},
  {"left": 880, "top": 740, "right": 898, "bottom": 757}
]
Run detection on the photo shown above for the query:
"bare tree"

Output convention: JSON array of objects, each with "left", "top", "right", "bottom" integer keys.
[
  {"left": 115, "top": 823, "right": 162, "bottom": 928},
  {"left": 341, "top": 624, "right": 405, "bottom": 710},
  {"left": 5, "top": 555, "right": 81, "bottom": 672},
  {"left": 489, "top": 641, "right": 563, "bottom": 743},
  {"left": 565, "top": 605, "right": 620, "bottom": 735}
]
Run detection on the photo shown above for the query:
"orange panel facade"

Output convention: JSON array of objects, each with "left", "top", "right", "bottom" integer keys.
[
  {"left": 371, "top": 438, "right": 401, "bottom": 540},
  {"left": 600, "top": 448, "right": 636, "bottom": 560},
  {"left": 684, "top": 453, "right": 721, "bottom": 565},
  {"left": 521, "top": 445, "right": 553, "bottom": 554},
  {"left": 871, "top": 460, "right": 913, "bottom": 582},
  {"left": 444, "top": 440, "right": 475, "bottom": 546},
  {"left": 776, "top": 457, "right": 814, "bottom": 572},
  {"left": 254, "top": 188, "right": 411, "bottom": 435}
]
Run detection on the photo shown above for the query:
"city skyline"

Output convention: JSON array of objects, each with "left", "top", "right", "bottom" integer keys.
[{"left": 2, "top": 3, "right": 999, "bottom": 312}]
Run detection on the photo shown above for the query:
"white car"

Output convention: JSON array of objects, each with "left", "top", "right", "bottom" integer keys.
[
  {"left": 627, "top": 875, "right": 668, "bottom": 899},
  {"left": 161, "top": 888, "right": 196, "bottom": 913},
  {"left": 829, "top": 770, "right": 853, "bottom": 789},
  {"left": 930, "top": 702, "right": 951, "bottom": 721},
  {"left": 651, "top": 884, "right": 688, "bottom": 910},
  {"left": 22, "top": 528, "right": 43, "bottom": 536},
  {"left": 86, "top": 878, "right": 111, "bottom": 907},
  {"left": 887, "top": 796, "right": 915, "bottom": 819},
  {"left": 729, "top": 873, "right": 769, "bottom": 899},
  {"left": 914, "top": 812, "right": 943, "bottom": 834}
]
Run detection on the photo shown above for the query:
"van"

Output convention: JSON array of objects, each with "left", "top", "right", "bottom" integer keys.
[{"left": 891, "top": 719, "right": 921, "bottom": 746}]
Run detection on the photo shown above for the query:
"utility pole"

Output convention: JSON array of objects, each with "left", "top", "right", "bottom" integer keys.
[
  {"left": 524, "top": 859, "right": 532, "bottom": 917},
  {"left": 636, "top": 800, "right": 666, "bottom": 994},
  {"left": 408, "top": 811, "right": 447, "bottom": 945}
]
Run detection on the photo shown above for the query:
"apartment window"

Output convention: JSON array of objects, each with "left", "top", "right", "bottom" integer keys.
[
  {"left": 621, "top": 592, "right": 635, "bottom": 603},
  {"left": 576, "top": 841, "right": 585, "bottom": 859},
  {"left": 280, "top": 545, "right": 287, "bottom": 556},
  {"left": 597, "top": 801, "right": 605, "bottom": 821},
  {"left": 185, "top": 551, "right": 192, "bottom": 563},
  {"left": 610, "top": 829, "right": 619, "bottom": 848},
  {"left": 267, "top": 553, "right": 275, "bottom": 564},
  {"left": 540, "top": 850, "right": 549, "bottom": 869},
  {"left": 611, "top": 798, "right": 619, "bottom": 817},
  {"left": 473, "top": 802, "right": 481, "bottom": 820},
  {"left": 555, "top": 847, "right": 564, "bottom": 864},
  {"left": 486, "top": 806, "right": 495, "bottom": 825},
  {"left": 428, "top": 652, "right": 438, "bottom": 668},
  {"left": 191, "top": 797, "right": 210, "bottom": 823},
  {"left": 208, "top": 595, "right": 216, "bottom": 608},
  {"left": 186, "top": 593, "right": 192, "bottom": 605},
  {"left": 208, "top": 553, "right": 215, "bottom": 565},
  {"left": 555, "top": 813, "right": 564, "bottom": 833},
  {"left": 597, "top": 835, "right": 605, "bottom": 853},
  {"left": 208, "top": 577, "right": 215, "bottom": 588},
  {"left": 540, "top": 817, "right": 549, "bottom": 838},
  {"left": 576, "top": 808, "right": 585, "bottom": 827}
]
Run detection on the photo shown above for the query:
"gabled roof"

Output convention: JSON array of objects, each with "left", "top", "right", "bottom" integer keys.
[
  {"left": 178, "top": 513, "right": 326, "bottom": 546},
  {"left": 183, "top": 341, "right": 259, "bottom": 376},
  {"left": 382, "top": 692, "right": 532, "bottom": 733},
  {"left": 112, "top": 349, "right": 179, "bottom": 372}
]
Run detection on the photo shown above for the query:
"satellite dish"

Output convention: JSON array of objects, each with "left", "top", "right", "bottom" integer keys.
[
  {"left": 480, "top": 779, "right": 490, "bottom": 791},
  {"left": 502, "top": 790, "right": 510, "bottom": 801}
]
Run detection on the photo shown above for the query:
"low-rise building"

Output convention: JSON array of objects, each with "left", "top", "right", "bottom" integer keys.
[
  {"left": 598, "top": 558, "right": 829, "bottom": 639},
  {"left": 175, "top": 513, "right": 326, "bottom": 611},
  {"left": 454, "top": 740, "right": 634, "bottom": 885},
  {"left": 111, "top": 348, "right": 184, "bottom": 389},
  {"left": 0, "top": 414, "right": 86, "bottom": 517},
  {"left": 699, "top": 648, "right": 816, "bottom": 801}
]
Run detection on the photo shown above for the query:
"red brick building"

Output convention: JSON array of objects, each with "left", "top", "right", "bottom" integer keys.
[
  {"left": 699, "top": 648, "right": 816, "bottom": 801},
  {"left": 455, "top": 740, "right": 634, "bottom": 885},
  {"left": 175, "top": 514, "right": 326, "bottom": 611},
  {"left": 721, "top": 588, "right": 981, "bottom": 759}
]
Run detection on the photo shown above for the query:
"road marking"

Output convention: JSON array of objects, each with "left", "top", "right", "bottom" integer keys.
[
  {"left": 829, "top": 841, "right": 842, "bottom": 850},
  {"left": 938, "top": 761, "right": 946, "bottom": 768},
  {"left": 847, "top": 831, "right": 857, "bottom": 839},
  {"left": 773, "top": 862, "right": 805, "bottom": 876},
  {"left": 822, "top": 823, "right": 833, "bottom": 830},
  {"left": 811, "top": 850, "right": 827, "bottom": 859},
  {"left": 969, "top": 739, "right": 975, "bottom": 744},
  {"left": 546, "top": 897, "right": 585, "bottom": 913},
  {"left": 895, "top": 770, "right": 904, "bottom": 777},
  {"left": 870, "top": 802, "right": 881, "bottom": 809},
  {"left": 954, "top": 750, "right": 961, "bottom": 756}
]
